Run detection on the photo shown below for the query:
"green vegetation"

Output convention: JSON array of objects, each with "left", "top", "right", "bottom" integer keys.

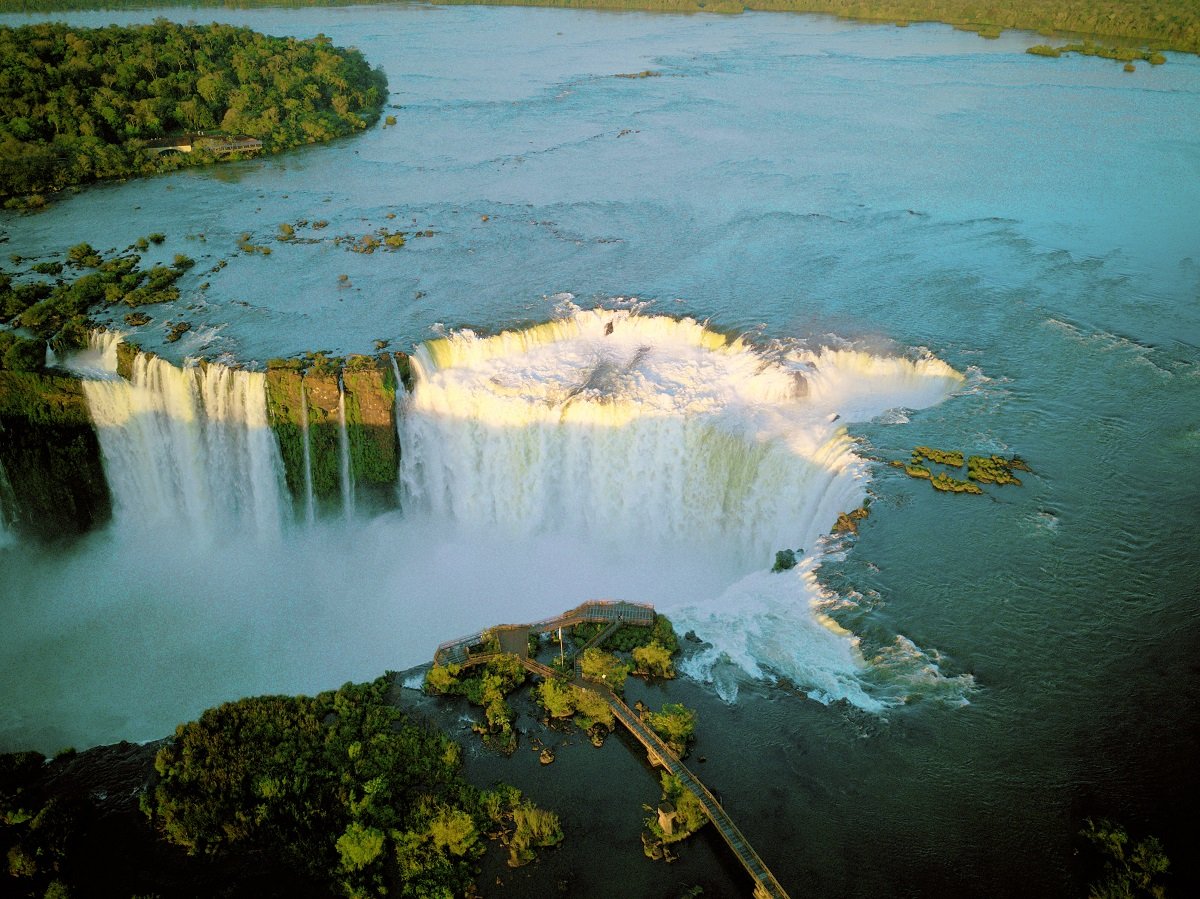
[
  {"left": 1028, "top": 41, "right": 1170, "bottom": 65},
  {"left": 0, "top": 331, "right": 46, "bottom": 372},
  {"left": 0, "top": 21, "right": 387, "bottom": 202},
  {"left": 0, "top": 0, "right": 1192, "bottom": 53},
  {"left": 532, "top": 675, "right": 616, "bottom": 742},
  {"left": 832, "top": 503, "right": 869, "bottom": 534},
  {"left": 423, "top": 654, "right": 527, "bottom": 753},
  {"left": 632, "top": 640, "right": 675, "bottom": 678},
  {"left": 967, "top": 453, "right": 1027, "bottom": 485},
  {"left": 894, "top": 445, "right": 1028, "bottom": 497},
  {"left": 0, "top": 368, "right": 111, "bottom": 537},
  {"left": 263, "top": 355, "right": 402, "bottom": 515},
  {"left": 912, "top": 445, "right": 964, "bottom": 467},
  {"left": 150, "top": 677, "right": 559, "bottom": 896},
  {"left": 573, "top": 614, "right": 678, "bottom": 654},
  {"left": 3, "top": 678, "right": 561, "bottom": 897},
  {"left": 644, "top": 702, "right": 697, "bottom": 757},
  {"left": 339, "top": 0, "right": 1200, "bottom": 54},
  {"left": 772, "top": 548, "right": 798, "bottom": 571},
  {"left": 930, "top": 471, "right": 984, "bottom": 494},
  {"left": 1080, "top": 818, "right": 1169, "bottom": 899},
  {"left": 643, "top": 772, "right": 707, "bottom": 859},
  {"left": 1, "top": 242, "right": 193, "bottom": 352},
  {"left": 578, "top": 647, "right": 632, "bottom": 693}
]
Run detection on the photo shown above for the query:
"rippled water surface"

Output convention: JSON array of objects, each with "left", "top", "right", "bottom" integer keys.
[{"left": 1, "top": 5, "right": 1198, "bottom": 896}]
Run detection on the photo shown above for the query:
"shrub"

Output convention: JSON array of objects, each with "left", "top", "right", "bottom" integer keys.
[
  {"left": 632, "top": 641, "right": 675, "bottom": 679},
  {"left": 578, "top": 648, "right": 630, "bottom": 692},
  {"left": 772, "top": 548, "right": 797, "bottom": 572},
  {"left": 644, "top": 703, "right": 696, "bottom": 757},
  {"left": 535, "top": 677, "right": 576, "bottom": 719},
  {"left": 66, "top": 243, "right": 102, "bottom": 268},
  {"left": 1, "top": 335, "right": 46, "bottom": 372}
]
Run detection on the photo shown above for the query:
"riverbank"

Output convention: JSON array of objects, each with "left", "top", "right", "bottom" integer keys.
[
  {"left": 0, "top": 662, "right": 775, "bottom": 897},
  {"left": 0, "top": 0, "right": 1195, "bottom": 55}
]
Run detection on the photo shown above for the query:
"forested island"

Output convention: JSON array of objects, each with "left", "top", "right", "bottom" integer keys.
[
  {"left": 0, "top": 20, "right": 388, "bottom": 204},
  {"left": 0, "top": 0, "right": 1198, "bottom": 54},
  {"left": 1, "top": 677, "right": 564, "bottom": 899}
]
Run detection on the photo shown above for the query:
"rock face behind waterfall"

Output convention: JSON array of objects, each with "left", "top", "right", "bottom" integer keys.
[
  {"left": 264, "top": 353, "right": 405, "bottom": 517},
  {"left": 0, "top": 370, "right": 111, "bottom": 538}
]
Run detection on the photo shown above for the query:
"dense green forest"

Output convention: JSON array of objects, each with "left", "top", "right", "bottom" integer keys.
[
  {"left": 2, "top": 678, "right": 562, "bottom": 898},
  {"left": 0, "top": 20, "right": 388, "bottom": 201},
  {"left": 0, "top": 0, "right": 1197, "bottom": 53}
]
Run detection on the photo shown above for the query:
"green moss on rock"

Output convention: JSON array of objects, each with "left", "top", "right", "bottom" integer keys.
[
  {"left": 0, "top": 370, "right": 110, "bottom": 538},
  {"left": 115, "top": 339, "right": 140, "bottom": 381},
  {"left": 263, "top": 367, "right": 308, "bottom": 503},
  {"left": 930, "top": 472, "right": 984, "bottom": 495},
  {"left": 967, "top": 454, "right": 1025, "bottom": 486},
  {"left": 342, "top": 358, "right": 398, "bottom": 489},
  {"left": 912, "top": 446, "right": 964, "bottom": 467}
]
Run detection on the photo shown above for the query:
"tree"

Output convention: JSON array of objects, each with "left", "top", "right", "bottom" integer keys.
[
  {"left": 336, "top": 822, "right": 384, "bottom": 872},
  {"left": 1081, "top": 818, "right": 1169, "bottom": 899},
  {"left": 644, "top": 703, "right": 697, "bottom": 757},
  {"left": 632, "top": 641, "right": 675, "bottom": 679},
  {"left": 579, "top": 648, "right": 631, "bottom": 692}
]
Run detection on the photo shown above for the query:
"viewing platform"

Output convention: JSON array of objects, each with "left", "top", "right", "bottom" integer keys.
[
  {"left": 142, "top": 133, "right": 263, "bottom": 156},
  {"left": 431, "top": 601, "right": 791, "bottom": 899}
]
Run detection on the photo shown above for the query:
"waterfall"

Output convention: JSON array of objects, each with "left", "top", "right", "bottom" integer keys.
[
  {"left": 337, "top": 376, "right": 354, "bottom": 522},
  {"left": 0, "top": 455, "right": 16, "bottom": 548},
  {"left": 78, "top": 331, "right": 290, "bottom": 543},
  {"left": 299, "top": 382, "right": 316, "bottom": 526},
  {"left": 401, "top": 309, "right": 962, "bottom": 560},
  {"left": 400, "top": 309, "right": 969, "bottom": 705},
  {"left": 389, "top": 355, "right": 407, "bottom": 504}
]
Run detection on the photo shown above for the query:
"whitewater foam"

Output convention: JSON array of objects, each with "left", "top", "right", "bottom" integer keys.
[
  {"left": 402, "top": 308, "right": 970, "bottom": 709},
  {"left": 77, "top": 331, "right": 289, "bottom": 544}
]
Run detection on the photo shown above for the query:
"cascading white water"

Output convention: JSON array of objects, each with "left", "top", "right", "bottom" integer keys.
[
  {"left": 77, "top": 331, "right": 290, "bottom": 544},
  {"left": 401, "top": 308, "right": 974, "bottom": 707},
  {"left": 336, "top": 378, "right": 355, "bottom": 522},
  {"left": 299, "top": 382, "right": 316, "bottom": 525},
  {"left": 0, "top": 456, "right": 16, "bottom": 549}
]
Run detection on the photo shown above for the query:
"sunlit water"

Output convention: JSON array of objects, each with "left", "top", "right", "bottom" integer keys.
[{"left": 1, "top": 6, "right": 1198, "bottom": 895}]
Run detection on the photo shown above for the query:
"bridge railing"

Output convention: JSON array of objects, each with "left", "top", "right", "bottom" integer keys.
[
  {"left": 433, "top": 599, "right": 656, "bottom": 666},
  {"left": 602, "top": 692, "right": 791, "bottom": 899},
  {"left": 431, "top": 642, "right": 791, "bottom": 898}
]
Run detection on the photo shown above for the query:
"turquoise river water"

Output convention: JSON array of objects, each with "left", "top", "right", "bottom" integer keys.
[{"left": 1, "top": 5, "right": 1198, "bottom": 896}]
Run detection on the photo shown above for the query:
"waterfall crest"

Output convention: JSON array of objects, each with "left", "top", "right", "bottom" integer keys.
[
  {"left": 401, "top": 309, "right": 970, "bottom": 706},
  {"left": 78, "top": 331, "right": 290, "bottom": 543}
]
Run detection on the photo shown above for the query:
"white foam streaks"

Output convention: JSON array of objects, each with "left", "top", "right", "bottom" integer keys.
[
  {"left": 79, "top": 331, "right": 289, "bottom": 544},
  {"left": 402, "top": 309, "right": 969, "bottom": 708}
]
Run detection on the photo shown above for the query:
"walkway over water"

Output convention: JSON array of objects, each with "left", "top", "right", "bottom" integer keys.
[
  {"left": 433, "top": 599, "right": 656, "bottom": 667},
  {"left": 431, "top": 601, "right": 791, "bottom": 899}
]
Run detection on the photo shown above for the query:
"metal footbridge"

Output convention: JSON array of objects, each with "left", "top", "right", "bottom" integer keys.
[{"left": 430, "top": 600, "right": 791, "bottom": 899}]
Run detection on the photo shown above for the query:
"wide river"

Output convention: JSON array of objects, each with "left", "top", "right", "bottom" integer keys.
[{"left": 1, "top": 5, "right": 1198, "bottom": 896}]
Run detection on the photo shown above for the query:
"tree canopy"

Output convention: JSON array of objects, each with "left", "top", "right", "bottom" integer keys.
[
  {"left": 149, "top": 677, "right": 559, "bottom": 898},
  {"left": 0, "top": 20, "right": 387, "bottom": 200}
]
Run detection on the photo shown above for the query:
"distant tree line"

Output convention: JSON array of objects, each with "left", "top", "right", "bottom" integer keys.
[
  {"left": 1, "top": 0, "right": 1197, "bottom": 54},
  {"left": 0, "top": 20, "right": 388, "bottom": 201}
]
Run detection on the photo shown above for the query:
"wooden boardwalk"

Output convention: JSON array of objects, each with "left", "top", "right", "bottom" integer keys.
[
  {"left": 431, "top": 601, "right": 791, "bottom": 899},
  {"left": 434, "top": 599, "right": 655, "bottom": 667}
]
